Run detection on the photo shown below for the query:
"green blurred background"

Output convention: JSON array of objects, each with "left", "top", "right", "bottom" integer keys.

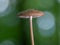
[{"left": 0, "top": 0, "right": 60, "bottom": 45}]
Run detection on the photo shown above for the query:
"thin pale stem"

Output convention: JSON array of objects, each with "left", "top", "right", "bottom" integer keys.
[{"left": 30, "top": 16, "right": 35, "bottom": 45}]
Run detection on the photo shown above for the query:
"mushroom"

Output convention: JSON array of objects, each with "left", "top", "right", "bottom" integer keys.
[{"left": 18, "top": 9, "right": 44, "bottom": 45}]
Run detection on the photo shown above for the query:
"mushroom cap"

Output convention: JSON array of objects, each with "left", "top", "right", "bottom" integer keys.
[{"left": 18, "top": 9, "right": 44, "bottom": 18}]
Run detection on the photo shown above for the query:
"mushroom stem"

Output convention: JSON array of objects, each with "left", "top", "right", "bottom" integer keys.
[{"left": 30, "top": 16, "right": 34, "bottom": 45}]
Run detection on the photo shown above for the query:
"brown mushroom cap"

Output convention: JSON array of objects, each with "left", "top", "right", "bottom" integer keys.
[{"left": 18, "top": 9, "right": 44, "bottom": 18}]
